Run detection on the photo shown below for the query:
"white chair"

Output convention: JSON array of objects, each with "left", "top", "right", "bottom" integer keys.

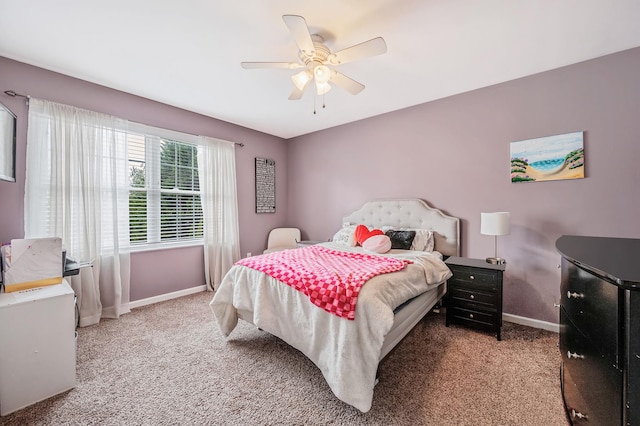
[{"left": 263, "top": 228, "right": 301, "bottom": 254}]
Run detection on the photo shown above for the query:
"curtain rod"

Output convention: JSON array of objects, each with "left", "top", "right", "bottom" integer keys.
[
  {"left": 4, "top": 90, "right": 30, "bottom": 105},
  {"left": 3, "top": 89, "right": 244, "bottom": 148},
  {"left": 4, "top": 90, "right": 30, "bottom": 99},
  {"left": 130, "top": 120, "right": 245, "bottom": 148}
]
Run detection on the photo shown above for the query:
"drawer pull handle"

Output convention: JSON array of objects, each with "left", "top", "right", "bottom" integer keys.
[
  {"left": 469, "top": 275, "right": 475, "bottom": 280},
  {"left": 567, "top": 351, "right": 585, "bottom": 360},
  {"left": 469, "top": 295, "right": 475, "bottom": 300},
  {"left": 469, "top": 314, "right": 474, "bottom": 319},
  {"left": 570, "top": 409, "right": 588, "bottom": 420},
  {"left": 567, "top": 291, "right": 584, "bottom": 299}
]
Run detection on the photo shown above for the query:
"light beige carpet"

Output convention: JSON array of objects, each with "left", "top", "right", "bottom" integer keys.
[{"left": 1, "top": 291, "right": 568, "bottom": 425}]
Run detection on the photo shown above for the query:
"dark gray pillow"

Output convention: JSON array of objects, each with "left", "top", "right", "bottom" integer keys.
[{"left": 384, "top": 230, "right": 416, "bottom": 250}]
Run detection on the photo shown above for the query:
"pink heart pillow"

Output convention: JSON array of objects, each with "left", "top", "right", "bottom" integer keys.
[{"left": 355, "top": 224, "right": 384, "bottom": 246}]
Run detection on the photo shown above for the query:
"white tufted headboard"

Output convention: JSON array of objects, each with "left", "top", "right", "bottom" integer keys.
[{"left": 342, "top": 199, "right": 460, "bottom": 257}]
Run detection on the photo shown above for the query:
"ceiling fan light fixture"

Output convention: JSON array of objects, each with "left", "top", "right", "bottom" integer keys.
[
  {"left": 242, "top": 15, "right": 387, "bottom": 101},
  {"left": 313, "top": 65, "right": 331, "bottom": 84},
  {"left": 291, "top": 69, "right": 312, "bottom": 91},
  {"left": 315, "top": 81, "right": 331, "bottom": 96}
]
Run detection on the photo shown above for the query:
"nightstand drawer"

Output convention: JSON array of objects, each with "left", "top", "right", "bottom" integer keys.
[
  {"left": 449, "top": 288, "right": 496, "bottom": 310},
  {"left": 448, "top": 266, "right": 497, "bottom": 291},
  {"left": 448, "top": 306, "right": 495, "bottom": 326}
]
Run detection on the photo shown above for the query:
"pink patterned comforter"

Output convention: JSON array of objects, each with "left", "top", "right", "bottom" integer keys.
[{"left": 236, "top": 245, "right": 410, "bottom": 320}]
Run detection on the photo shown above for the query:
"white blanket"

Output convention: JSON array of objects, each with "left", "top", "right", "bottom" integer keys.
[{"left": 210, "top": 243, "right": 452, "bottom": 412}]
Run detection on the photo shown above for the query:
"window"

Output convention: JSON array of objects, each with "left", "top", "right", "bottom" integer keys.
[{"left": 128, "top": 128, "right": 203, "bottom": 248}]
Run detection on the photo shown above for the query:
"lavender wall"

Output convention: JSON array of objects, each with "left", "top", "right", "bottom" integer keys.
[
  {"left": 2, "top": 48, "right": 639, "bottom": 322},
  {"left": 287, "top": 47, "right": 640, "bottom": 324},
  {"left": 0, "top": 56, "right": 288, "bottom": 301}
]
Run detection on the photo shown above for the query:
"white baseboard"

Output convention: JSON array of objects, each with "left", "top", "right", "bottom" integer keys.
[
  {"left": 129, "top": 285, "right": 208, "bottom": 310},
  {"left": 128, "top": 288, "right": 559, "bottom": 333},
  {"left": 503, "top": 313, "right": 559, "bottom": 333}
]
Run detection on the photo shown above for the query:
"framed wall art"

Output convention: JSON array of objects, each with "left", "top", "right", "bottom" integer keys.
[
  {"left": 510, "top": 131, "right": 584, "bottom": 183},
  {"left": 255, "top": 157, "right": 275, "bottom": 213}
]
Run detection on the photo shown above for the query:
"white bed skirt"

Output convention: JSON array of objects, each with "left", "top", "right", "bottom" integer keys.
[{"left": 380, "top": 282, "right": 446, "bottom": 360}]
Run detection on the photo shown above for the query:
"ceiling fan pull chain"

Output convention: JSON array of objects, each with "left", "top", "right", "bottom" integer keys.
[
  {"left": 323, "top": 94, "right": 326, "bottom": 109},
  {"left": 313, "top": 91, "right": 317, "bottom": 115}
]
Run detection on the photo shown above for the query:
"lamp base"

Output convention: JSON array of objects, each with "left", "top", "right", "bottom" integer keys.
[{"left": 486, "top": 257, "right": 506, "bottom": 265}]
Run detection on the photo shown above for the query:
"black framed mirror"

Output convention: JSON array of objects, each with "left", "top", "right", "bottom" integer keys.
[{"left": 0, "top": 100, "right": 17, "bottom": 182}]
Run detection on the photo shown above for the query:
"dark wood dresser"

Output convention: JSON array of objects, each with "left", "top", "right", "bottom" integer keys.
[
  {"left": 444, "top": 256, "right": 505, "bottom": 341},
  {"left": 556, "top": 235, "right": 640, "bottom": 425}
]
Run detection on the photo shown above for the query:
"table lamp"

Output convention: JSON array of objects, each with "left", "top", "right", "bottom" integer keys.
[{"left": 481, "top": 212, "right": 510, "bottom": 264}]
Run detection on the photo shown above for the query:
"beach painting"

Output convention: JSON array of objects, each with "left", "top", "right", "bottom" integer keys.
[{"left": 510, "top": 131, "right": 584, "bottom": 183}]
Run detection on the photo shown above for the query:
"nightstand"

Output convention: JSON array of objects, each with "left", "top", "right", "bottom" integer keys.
[
  {"left": 445, "top": 256, "right": 505, "bottom": 341},
  {"left": 296, "top": 240, "right": 324, "bottom": 248}
]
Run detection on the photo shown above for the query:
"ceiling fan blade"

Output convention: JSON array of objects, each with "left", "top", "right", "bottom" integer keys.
[
  {"left": 288, "top": 87, "right": 305, "bottom": 100},
  {"left": 288, "top": 76, "right": 312, "bottom": 100},
  {"left": 282, "top": 15, "right": 315, "bottom": 57},
  {"left": 241, "top": 62, "right": 303, "bottom": 69},
  {"left": 329, "top": 71, "right": 365, "bottom": 95},
  {"left": 329, "top": 37, "right": 387, "bottom": 65}
]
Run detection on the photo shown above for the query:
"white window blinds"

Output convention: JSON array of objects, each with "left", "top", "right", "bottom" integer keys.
[{"left": 128, "top": 131, "right": 203, "bottom": 247}]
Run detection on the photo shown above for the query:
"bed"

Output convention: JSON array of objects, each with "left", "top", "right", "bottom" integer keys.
[{"left": 210, "top": 199, "right": 460, "bottom": 412}]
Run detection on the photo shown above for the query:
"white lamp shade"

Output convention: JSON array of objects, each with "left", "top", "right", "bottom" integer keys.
[
  {"left": 291, "top": 70, "right": 312, "bottom": 91},
  {"left": 315, "top": 81, "right": 331, "bottom": 95},
  {"left": 313, "top": 65, "right": 331, "bottom": 84},
  {"left": 481, "top": 212, "right": 511, "bottom": 236}
]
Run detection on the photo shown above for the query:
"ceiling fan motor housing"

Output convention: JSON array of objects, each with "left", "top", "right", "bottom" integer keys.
[{"left": 298, "top": 34, "right": 333, "bottom": 65}]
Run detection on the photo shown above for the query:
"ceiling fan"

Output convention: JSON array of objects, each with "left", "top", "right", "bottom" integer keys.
[{"left": 241, "top": 15, "right": 387, "bottom": 100}]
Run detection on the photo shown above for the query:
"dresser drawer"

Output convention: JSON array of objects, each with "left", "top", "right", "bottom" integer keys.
[
  {"left": 561, "top": 364, "right": 590, "bottom": 425},
  {"left": 560, "top": 308, "right": 621, "bottom": 425},
  {"left": 449, "top": 288, "right": 496, "bottom": 311},
  {"left": 448, "top": 266, "right": 498, "bottom": 291},
  {"left": 560, "top": 259, "right": 619, "bottom": 362}
]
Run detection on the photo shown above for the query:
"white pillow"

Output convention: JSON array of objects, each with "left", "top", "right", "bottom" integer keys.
[
  {"left": 332, "top": 224, "right": 357, "bottom": 247},
  {"left": 362, "top": 235, "right": 391, "bottom": 254},
  {"left": 411, "top": 229, "right": 434, "bottom": 252}
]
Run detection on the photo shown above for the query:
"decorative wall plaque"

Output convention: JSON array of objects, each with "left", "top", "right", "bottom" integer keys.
[{"left": 255, "top": 157, "right": 275, "bottom": 213}]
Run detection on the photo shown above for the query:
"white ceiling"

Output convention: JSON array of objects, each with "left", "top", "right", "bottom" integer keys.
[{"left": 1, "top": 1, "right": 639, "bottom": 139}]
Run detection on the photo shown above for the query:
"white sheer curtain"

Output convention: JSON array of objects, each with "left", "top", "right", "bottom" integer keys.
[
  {"left": 197, "top": 136, "right": 241, "bottom": 291},
  {"left": 25, "top": 99, "right": 131, "bottom": 326}
]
